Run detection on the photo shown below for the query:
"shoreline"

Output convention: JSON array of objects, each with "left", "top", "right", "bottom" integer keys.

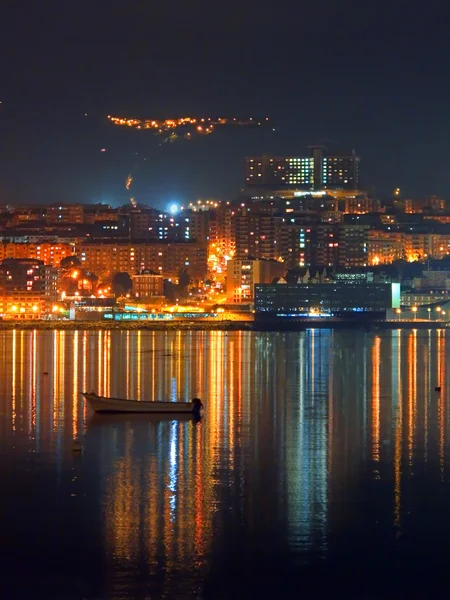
[
  {"left": 0, "top": 319, "right": 447, "bottom": 332},
  {"left": 0, "top": 320, "right": 254, "bottom": 331}
]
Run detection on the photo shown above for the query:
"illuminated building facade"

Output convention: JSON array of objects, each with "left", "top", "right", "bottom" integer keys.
[
  {"left": 0, "top": 258, "right": 46, "bottom": 293},
  {"left": 254, "top": 282, "right": 400, "bottom": 317},
  {"left": 79, "top": 242, "right": 208, "bottom": 280},
  {"left": 233, "top": 214, "right": 280, "bottom": 260},
  {"left": 129, "top": 208, "right": 210, "bottom": 243},
  {"left": 132, "top": 272, "right": 164, "bottom": 298},
  {"left": 0, "top": 242, "right": 74, "bottom": 265},
  {"left": 277, "top": 224, "right": 315, "bottom": 269},
  {"left": 0, "top": 294, "right": 46, "bottom": 318},
  {"left": 339, "top": 224, "right": 369, "bottom": 267},
  {"left": 402, "top": 233, "right": 432, "bottom": 263},
  {"left": 368, "top": 231, "right": 403, "bottom": 265},
  {"left": 245, "top": 148, "right": 359, "bottom": 190},
  {"left": 344, "top": 196, "right": 382, "bottom": 214},
  {"left": 315, "top": 224, "right": 340, "bottom": 267},
  {"left": 226, "top": 259, "right": 285, "bottom": 303},
  {"left": 405, "top": 196, "right": 446, "bottom": 215},
  {"left": 0, "top": 258, "right": 55, "bottom": 318},
  {"left": 46, "top": 204, "right": 84, "bottom": 224}
]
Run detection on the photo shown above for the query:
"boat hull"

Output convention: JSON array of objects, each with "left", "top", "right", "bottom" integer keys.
[{"left": 82, "top": 393, "right": 198, "bottom": 414}]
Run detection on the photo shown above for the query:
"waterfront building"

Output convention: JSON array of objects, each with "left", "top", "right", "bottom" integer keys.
[
  {"left": 0, "top": 258, "right": 58, "bottom": 318},
  {"left": 254, "top": 281, "right": 400, "bottom": 318}
]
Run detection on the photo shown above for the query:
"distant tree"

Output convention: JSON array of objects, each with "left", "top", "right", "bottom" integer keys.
[
  {"left": 111, "top": 272, "right": 133, "bottom": 296},
  {"left": 163, "top": 279, "right": 176, "bottom": 302},
  {"left": 60, "top": 255, "right": 81, "bottom": 270},
  {"left": 177, "top": 269, "right": 191, "bottom": 297}
]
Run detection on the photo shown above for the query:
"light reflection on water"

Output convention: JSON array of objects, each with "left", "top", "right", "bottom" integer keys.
[{"left": 0, "top": 329, "right": 450, "bottom": 598}]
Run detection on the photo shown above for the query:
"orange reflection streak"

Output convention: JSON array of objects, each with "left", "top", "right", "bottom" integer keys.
[
  {"left": 236, "top": 333, "right": 243, "bottom": 428},
  {"left": 19, "top": 331, "right": 25, "bottom": 405},
  {"left": 72, "top": 331, "right": 79, "bottom": 439},
  {"left": 394, "top": 332, "right": 402, "bottom": 531},
  {"left": 144, "top": 450, "right": 158, "bottom": 565},
  {"left": 226, "top": 337, "right": 234, "bottom": 460},
  {"left": 229, "top": 339, "right": 237, "bottom": 426},
  {"left": 424, "top": 331, "right": 431, "bottom": 462},
  {"left": 438, "top": 330, "right": 445, "bottom": 479},
  {"left": 372, "top": 336, "right": 380, "bottom": 465},
  {"left": 150, "top": 332, "right": 156, "bottom": 400},
  {"left": 125, "top": 332, "right": 130, "bottom": 399},
  {"left": 52, "top": 331, "right": 58, "bottom": 431},
  {"left": 136, "top": 330, "right": 141, "bottom": 399},
  {"left": 209, "top": 333, "right": 219, "bottom": 447},
  {"left": 56, "top": 331, "right": 65, "bottom": 430},
  {"left": 30, "top": 330, "right": 37, "bottom": 435},
  {"left": 104, "top": 331, "right": 111, "bottom": 398},
  {"left": 177, "top": 331, "right": 182, "bottom": 391},
  {"left": 11, "top": 330, "right": 17, "bottom": 431},
  {"left": 194, "top": 423, "right": 206, "bottom": 555},
  {"left": 97, "top": 330, "right": 103, "bottom": 396},
  {"left": 82, "top": 332, "right": 88, "bottom": 424},
  {"left": 407, "top": 332, "right": 417, "bottom": 466},
  {"left": 105, "top": 426, "right": 139, "bottom": 561}
]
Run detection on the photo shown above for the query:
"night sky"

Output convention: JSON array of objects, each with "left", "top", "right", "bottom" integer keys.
[{"left": 0, "top": 0, "right": 448, "bottom": 207}]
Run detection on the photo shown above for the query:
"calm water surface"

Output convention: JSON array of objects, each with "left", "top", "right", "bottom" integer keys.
[{"left": 1, "top": 329, "right": 450, "bottom": 599}]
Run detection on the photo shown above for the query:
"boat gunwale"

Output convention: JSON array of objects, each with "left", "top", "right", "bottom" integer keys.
[
  {"left": 81, "top": 393, "right": 203, "bottom": 414},
  {"left": 82, "top": 393, "right": 194, "bottom": 406}
]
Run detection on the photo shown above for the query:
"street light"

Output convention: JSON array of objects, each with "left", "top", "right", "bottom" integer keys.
[
  {"left": 396, "top": 308, "right": 401, "bottom": 321},
  {"left": 427, "top": 307, "right": 431, "bottom": 321},
  {"left": 412, "top": 306, "right": 418, "bottom": 321}
]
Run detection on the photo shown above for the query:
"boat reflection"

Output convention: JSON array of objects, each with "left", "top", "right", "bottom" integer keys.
[{"left": 88, "top": 412, "right": 202, "bottom": 427}]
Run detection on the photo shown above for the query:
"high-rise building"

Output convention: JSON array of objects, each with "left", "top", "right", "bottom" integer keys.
[
  {"left": 226, "top": 259, "right": 285, "bottom": 303},
  {"left": 338, "top": 224, "right": 369, "bottom": 267},
  {"left": 233, "top": 214, "right": 281, "bottom": 260},
  {"left": 245, "top": 147, "right": 359, "bottom": 191},
  {"left": 245, "top": 156, "right": 314, "bottom": 188},
  {"left": 322, "top": 154, "right": 359, "bottom": 189}
]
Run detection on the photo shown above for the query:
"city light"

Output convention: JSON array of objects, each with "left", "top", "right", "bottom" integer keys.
[
  {"left": 107, "top": 115, "right": 271, "bottom": 142},
  {"left": 168, "top": 203, "right": 179, "bottom": 215}
]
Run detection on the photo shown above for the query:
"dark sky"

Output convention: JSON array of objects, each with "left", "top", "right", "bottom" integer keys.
[{"left": 0, "top": 0, "right": 448, "bottom": 207}]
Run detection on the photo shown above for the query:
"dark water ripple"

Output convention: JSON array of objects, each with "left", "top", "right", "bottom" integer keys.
[{"left": 0, "top": 329, "right": 450, "bottom": 598}]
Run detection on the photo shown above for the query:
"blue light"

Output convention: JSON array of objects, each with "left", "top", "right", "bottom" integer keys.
[{"left": 169, "top": 203, "right": 179, "bottom": 215}]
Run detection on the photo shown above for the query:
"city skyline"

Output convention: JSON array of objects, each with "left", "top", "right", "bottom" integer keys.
[{"left": 1, "top": 2, "right": 450, "bottom": 205}]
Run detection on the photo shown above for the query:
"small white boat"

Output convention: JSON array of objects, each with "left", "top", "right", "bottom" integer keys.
[{"left": 82, "top": 392, "right": 203, "bottom": 415}]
